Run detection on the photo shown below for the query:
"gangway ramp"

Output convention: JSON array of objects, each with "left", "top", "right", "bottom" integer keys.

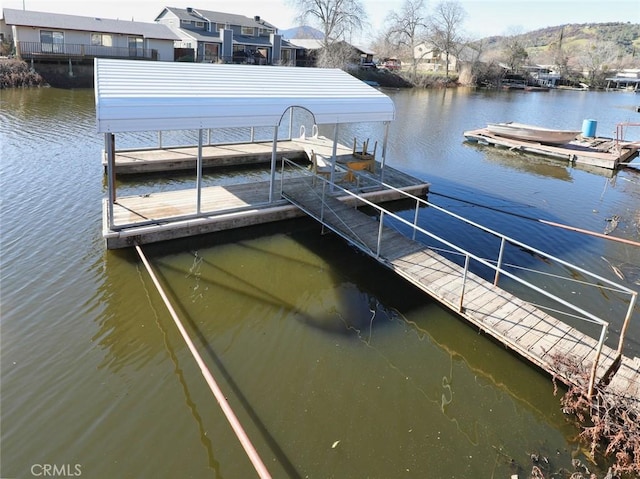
[{"left": 280, "top": 160, "right": 639, "bottom": 407}]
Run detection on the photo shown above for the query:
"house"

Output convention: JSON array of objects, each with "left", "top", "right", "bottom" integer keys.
[
  {"left": 1, "top": 8, "right": 179, "bottom": 62},
  {"left": 289, "top": 38, "right": 374, "bottom": 68},
  {"left": 413, "top": 43, "right": 459, "bottom": 72},
  {"left": 154, "top": 7, "right": 297, "bottom": 65}
]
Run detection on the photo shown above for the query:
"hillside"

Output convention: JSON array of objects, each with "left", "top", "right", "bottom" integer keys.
[{"left": 480, "top": 22, "right": 640, "bottom": 65}]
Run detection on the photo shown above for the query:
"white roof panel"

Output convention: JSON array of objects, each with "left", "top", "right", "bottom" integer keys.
[{"left": 94, "top": 59, "right": 395, "bottom": 133}]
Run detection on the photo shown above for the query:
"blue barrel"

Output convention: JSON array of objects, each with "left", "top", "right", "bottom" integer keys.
[{"left": 582, "top": 119, "right": 597, "bottom": 137}]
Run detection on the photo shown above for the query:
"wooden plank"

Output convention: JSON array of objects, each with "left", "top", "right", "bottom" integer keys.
[{"left": 463, "top": 128, "right": 638, "bottom": 170}]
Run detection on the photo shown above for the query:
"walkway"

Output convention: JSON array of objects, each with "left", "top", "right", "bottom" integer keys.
[{"left": 280, "top": 160, "right": 639, "bottom": 410}]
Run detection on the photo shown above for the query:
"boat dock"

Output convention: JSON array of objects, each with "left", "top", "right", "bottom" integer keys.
[
  {"left": 105, "top": 138, "right": 312, "bottom": 175},
  {"left": 103, "top": 161, "right": 427, "bottom": 249},
  {"left": 464, "top": 128, "right": 639, "bottom": 169},
  {"left": 96, "top": 60, "right": 639, "bottom": 467},
  {"left": 280, "top": 161, "right": 640, "bottom": 414}
]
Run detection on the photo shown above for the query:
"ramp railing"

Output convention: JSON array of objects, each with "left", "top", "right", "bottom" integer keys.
[{"left": 280, "top": 159, "right": 638, "bottom": 398}]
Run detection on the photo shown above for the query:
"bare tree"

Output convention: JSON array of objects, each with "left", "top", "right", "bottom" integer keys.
[
  {"left": 428, "top": 0, "right": 466, "bottom": 78},
  {"left": 385, "top": 0, "right": 430, "bottom": 78},
  {"left": 501, "top": 29, "right": 529, "bottom": 73},
  {"left": 578, "top": 40, "right": 618, "bottom": 87},
  {"left": 288, "top": 0, "right": 367, "bottom": 68}
]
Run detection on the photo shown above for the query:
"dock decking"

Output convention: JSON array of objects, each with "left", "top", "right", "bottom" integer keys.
[
  {"left": 464, "top": 128, "right": 639, "bottom": 169},
  {"left": 103, "top": 163, "right": 429, "bottom": 249},
  {"left": 106, "top": 136, "right": 356, "bottom": 175},
  {"left": 281, "top": 174, "right": 640, "bottom": 413}
]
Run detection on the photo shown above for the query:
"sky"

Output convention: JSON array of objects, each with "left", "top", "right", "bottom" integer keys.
[{"left": 1, "top": 0, "right": 639, "bottom": 44}]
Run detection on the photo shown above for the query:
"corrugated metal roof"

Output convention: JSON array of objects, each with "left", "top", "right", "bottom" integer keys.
[
  {"left": 2, "top": 8, "right": 180, "bottom": 40},
  {"left": 94, "top": 59, "right": 395, "bottom": 133},
  {"left": 157, "top": 7, "right": 276, "bottom": 31}
]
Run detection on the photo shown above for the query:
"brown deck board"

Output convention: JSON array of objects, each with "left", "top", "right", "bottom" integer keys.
[
  {"left": 281, "top": 180, "right": 639, "bottom": 409},
  {"left": 463, "top": 128, "right": 639, "bottom": 170}
]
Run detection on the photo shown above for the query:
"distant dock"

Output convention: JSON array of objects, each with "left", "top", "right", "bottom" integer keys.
[{"left": 464, "top": 128, "right": 639, "bottom": 170}]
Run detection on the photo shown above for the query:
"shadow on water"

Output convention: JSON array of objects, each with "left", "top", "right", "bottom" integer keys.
[{"left": 93, "top": 216, "right": 605, "bottom": 476}]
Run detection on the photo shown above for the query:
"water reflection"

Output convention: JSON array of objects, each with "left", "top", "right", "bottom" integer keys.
[{"left": 463, "top": 141, "right": 574, "bottom": 181}]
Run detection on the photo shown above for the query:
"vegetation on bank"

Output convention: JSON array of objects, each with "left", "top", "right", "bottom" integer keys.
[{"left": 0, "top": 58, "right": 46, "bottom": 89}]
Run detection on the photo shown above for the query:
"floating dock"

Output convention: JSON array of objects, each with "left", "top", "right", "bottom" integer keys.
[
  {"left": 105, "top": 139, "right": 306, "bottom": 175},
  {"left": 103, "top": 163, "right": 429, "bottom": 249},
  {"left": 281, "top": 168, "right": 640, "bottom": 415},
  {"left": 105, "top": 135, "right": 369, "bottom": 175},
  {"left": 96, "top": 60, "right": 639, "bottom": 444},
  {"left": 464, "top": 128, "right": 639, "bottom": 169}
]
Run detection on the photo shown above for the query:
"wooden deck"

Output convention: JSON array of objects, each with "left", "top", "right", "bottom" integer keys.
[
  {"left": 106, "top": 136, "right": 356, "bottom": 174},
  {"left": 103, "top": 163, "right": 429, "bottom": 249},
  {"left": 464, "top": 128, "right": 639, "bottom": 169},
  {"left": 281, "top": 178, "right": 640, "bottom": 411}
]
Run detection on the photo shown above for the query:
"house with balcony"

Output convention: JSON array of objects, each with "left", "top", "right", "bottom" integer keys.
[
  {"left": 155, "top": 7, "right": 297, "bottom": 65},
  {"left": 1, "top": 8, "right": 179, "bottom": 63},
  {"left": 288, "top": 37, "right": 375, "bottom": 69}
]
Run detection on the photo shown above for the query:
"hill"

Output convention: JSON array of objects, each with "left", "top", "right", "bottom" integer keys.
[
  {"left": 479, "top": 22, "right": 640, "bottom": 65},
  {"left": 280, "top": 25, "right": 324, "bottom": 40}
]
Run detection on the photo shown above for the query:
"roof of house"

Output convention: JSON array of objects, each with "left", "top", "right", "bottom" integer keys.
[
  {"left": 94, "top": 59, "right": 395, "bottom": 133},
  {"left": 2, "top": 8, "right": 180, "bottom": 40},
  {"left": 290, "top": 38, "right": 374, "bottom": 55},
  {"left": 156, "top": 7, "right": 276, "bottom": 31}
]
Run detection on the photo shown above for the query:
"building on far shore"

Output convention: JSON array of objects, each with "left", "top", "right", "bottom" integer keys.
[
  {"left": 155, "top": 6, "right": 298, "bottom": 65},
  {"left": 1, "top": 8, "right": 178, "bottom": 63}
]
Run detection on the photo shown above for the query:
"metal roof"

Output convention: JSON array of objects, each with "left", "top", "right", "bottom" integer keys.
[
  {"left": 2, "top": 8, "right": 180, "bottom": 40},
  {"left": 156, "top": 7, "right": 276, "bottom": 31},
  {"left": 94, "top": 59, "right": 395, "bottom": 133}
]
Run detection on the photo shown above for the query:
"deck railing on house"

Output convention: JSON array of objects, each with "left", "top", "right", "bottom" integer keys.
[{"left": 17, "top": 41, "right": 158, "bottom": 61}]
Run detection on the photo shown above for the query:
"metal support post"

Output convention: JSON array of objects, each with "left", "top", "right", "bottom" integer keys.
[
  {"left": 494, "top": 237, "right": 506, "bottom": 286},
  {"left": 376, "top": 211, "right": 384, "bottom": 257},
  {"left": 459, "top": 254, "right": 470, "bottom": 312},
  {"left": 196, "top": 129, "right": 203, "bottom": 214}
]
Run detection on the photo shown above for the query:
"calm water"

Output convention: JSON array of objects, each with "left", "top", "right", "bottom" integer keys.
[{"left": 1, "top": 86, "right": 639, "bottom": 478}]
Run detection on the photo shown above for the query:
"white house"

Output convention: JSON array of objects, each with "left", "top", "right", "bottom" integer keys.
[{"left": 1, "top": 8, "right": 179, "bottom": 62}]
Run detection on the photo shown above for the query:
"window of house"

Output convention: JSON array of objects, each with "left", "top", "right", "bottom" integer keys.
[
  {"left": 259, "top": 28, "right": 274, "bottom": 35},
  {"left": 241, "top": 26, "right": 254, "bottom": 36},
  {"left": 195, "top": 21, "right": 204, "bottom": 28},
  {"left": 180, "top": 19, "right": 190, "bottom": 25},
  {"left": 40, "top": 30, "right": 64, "bottom": 53},
  {"left": 91, "top": 33, "right": 113, "bottom": 47},
  {"left": 204, "top": 43, "right": 219, "bottom": 62},
  {"left": 128, "top": 36, "right": 144, "bottom": 57},
  {"left": 216, "top": 23, "right": 225, "bottom": 31}
]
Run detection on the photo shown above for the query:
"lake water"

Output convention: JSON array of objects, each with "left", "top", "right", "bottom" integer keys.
[{"left": 1, "top": 85, "right": 639, "bottom": 478}]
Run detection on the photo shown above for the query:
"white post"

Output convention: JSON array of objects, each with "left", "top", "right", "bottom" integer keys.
[
  {"left": 588, "top": 324, "right": 608, "bottom": 399},
  {"left": 330, "top": 124, "right": 339, "bottom": 191},
  {"left": 106, "top": 133, "right": 116, "bottom": 229},
  {"left": 196, "top": 129, "right": 203, "bottom": 214},
  {"left": 494, "top": 237, "right": 506, "bottom": 286},
  {"left": 380, "top": 121, "right": 390, "bottom": 183},
  {"left": 269, "top": 126, "right": 279, "bottom": 202},
  {"left": 459, "top": 254, "right": 470, "bottom": 312},
  {"left": 376, "top": 211, "right": 384, "bottom": 257}
]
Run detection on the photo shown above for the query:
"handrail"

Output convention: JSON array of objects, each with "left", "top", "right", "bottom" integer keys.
[
  {"left": 17, "top": 41, "right": 157, "bottom": 60},
  {"left": 281, "top": 159, "right": 638, "bottom": 397}
]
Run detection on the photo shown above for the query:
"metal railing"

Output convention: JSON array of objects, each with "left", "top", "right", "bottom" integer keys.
[
  {"left": 18, "top": 41, "right": 158, "bottom": 61},
  {"left": 281, "top": 159, "right": 638, "bottom": 397}
]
